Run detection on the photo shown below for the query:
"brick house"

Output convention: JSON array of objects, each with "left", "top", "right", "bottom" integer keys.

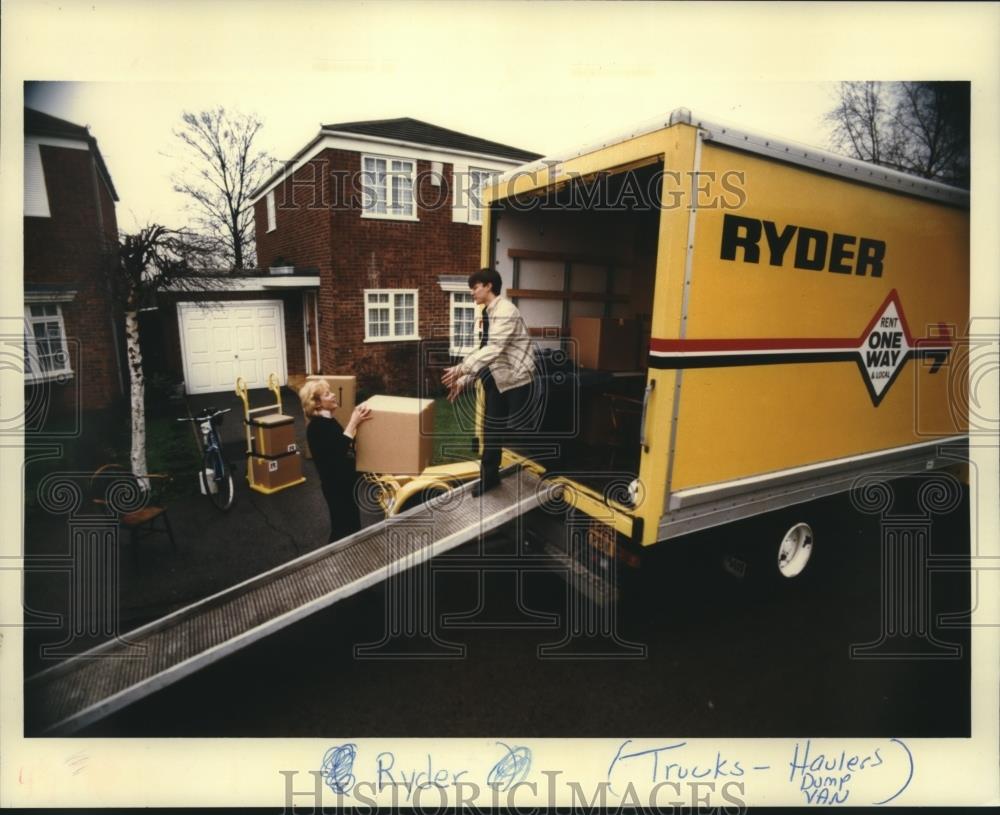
[
  {"left": 238, "top": 117, "right": 541, "bottom": 396},
  {"left": 23, "top": 107, "right": 124, "bottom": 415}
]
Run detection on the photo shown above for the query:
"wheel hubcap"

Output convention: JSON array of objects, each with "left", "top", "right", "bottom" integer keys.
[{"left": 777, "top": 522, "right": 814, "bottom": 578}]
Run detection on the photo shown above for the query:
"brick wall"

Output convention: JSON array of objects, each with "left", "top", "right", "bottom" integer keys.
[
  {"left": 24, "top": 144, "right": 121, "bottom": 412},
  {"left": 255, "top": 154, "right": 333, "bottom": 274},
  {"left": 256, "top": 148, "right": 482, "bottom": 397}
]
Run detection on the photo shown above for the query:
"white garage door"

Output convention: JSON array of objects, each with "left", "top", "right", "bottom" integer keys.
[{"left": 178, "top": 300, "right": 287, "bottom": 394}]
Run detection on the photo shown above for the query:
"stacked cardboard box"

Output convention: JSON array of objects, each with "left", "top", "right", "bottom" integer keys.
[
  {"left": 248, "top": 413, "right": 304, "bottom": 492},
  {"left": 355, "top": 395, "right": 435, "bottom": 475}
]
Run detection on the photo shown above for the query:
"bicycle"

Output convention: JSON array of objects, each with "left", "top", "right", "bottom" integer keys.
[{"left": 178, "top": 406, "right": 236, "bottom": 511}]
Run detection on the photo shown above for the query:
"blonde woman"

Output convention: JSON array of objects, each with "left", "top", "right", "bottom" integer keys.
[{"left": 299, "top": 380, "right": 372, "bottom": 541}]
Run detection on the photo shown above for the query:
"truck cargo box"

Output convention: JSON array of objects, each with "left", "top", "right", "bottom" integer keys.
[{"left": 481, "top": 108, "right": 969, "bottom": 548}]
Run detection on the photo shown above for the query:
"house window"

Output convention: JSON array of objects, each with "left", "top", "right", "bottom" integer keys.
[
  {"left": 467, "top": 167, "right": 495, "bottom": 225},
  {"left": 266, "top": 190, "right": 276, "bottom": 232},
  {"left": 23, "top": 304, "right": 72, "bottom": 380},
  {"left": 364, "top": 289, "right": 419, "bottom": 341},
  {"left": 450, "top": 292, "right": 476, "bottom": 354},
  {"left": 361, "top": 155, "right": 416, "bottom": 220}
]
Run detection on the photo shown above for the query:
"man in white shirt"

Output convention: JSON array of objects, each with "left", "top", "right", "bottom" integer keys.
[{"left": 442, "top": 268, "right": 536, "bottom": 495}]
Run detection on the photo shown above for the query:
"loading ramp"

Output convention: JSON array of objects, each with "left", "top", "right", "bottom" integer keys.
[{"left": 26, "top": 467, "right": 543, "bottom": 735}]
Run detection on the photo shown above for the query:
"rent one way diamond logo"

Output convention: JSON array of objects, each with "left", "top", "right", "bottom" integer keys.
[
  {"left": 646, "top": 289, "right": 954, "bottom": 407},
  {"left": 862, "top": 297, "right": 909, "bottom": 400}
]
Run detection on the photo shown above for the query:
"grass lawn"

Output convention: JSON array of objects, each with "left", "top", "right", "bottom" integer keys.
[
  {"left": 24, "top": 409, "right": 201, "bottom": 516},
  {"left": 430, "top": 395, "right": 478, "bottom": 465}
]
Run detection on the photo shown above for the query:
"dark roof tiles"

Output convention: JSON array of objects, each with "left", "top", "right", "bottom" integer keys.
[{"left": 321, "top": 117, "right": 541, "bottom": 162}]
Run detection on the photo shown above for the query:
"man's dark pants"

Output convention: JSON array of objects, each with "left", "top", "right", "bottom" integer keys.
[{"left": 480, "top": 373, "right": 532, "bottom": 488}]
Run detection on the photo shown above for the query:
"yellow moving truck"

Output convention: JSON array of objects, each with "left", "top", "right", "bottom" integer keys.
[{"left": 481, "top": 108, "right": 969, "bottom": 579}]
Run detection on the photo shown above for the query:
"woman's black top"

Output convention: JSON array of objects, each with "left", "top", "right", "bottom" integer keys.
[{"left": 306, "top": 415, "right": 357, "bottom": 489}]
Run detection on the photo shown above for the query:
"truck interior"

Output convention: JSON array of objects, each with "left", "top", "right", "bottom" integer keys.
[{"left": 491, "top": 159, "right": 663, "bottom": 495}]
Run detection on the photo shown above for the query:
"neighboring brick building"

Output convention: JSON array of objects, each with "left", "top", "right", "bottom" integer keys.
[
  {"left": 23, "top": 107, "right": 124, "bottom": 415},
  {"left": 245, "top": 118, "right": 541, "bottom": 396}
]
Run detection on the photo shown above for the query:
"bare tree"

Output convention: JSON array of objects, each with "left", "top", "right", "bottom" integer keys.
[
  {"left": 172, "top": 108, "right": 271, "bottom": 269},
  {"left": 825, "top": 81, "right": 894, "bottom": 168},
  {"left": 825, "top": 81, "right": 969, "bottom": 188},
  {"left": 109, "top": 225, "right": 219, "bottom": 485},
  {"left": 891, "top": 81, "right": 970, "bottom": 186}
]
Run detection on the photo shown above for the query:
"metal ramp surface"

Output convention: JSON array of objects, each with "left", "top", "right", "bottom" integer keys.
[{"left": 26, "top": 467, "right": 542, "bottom": 735}]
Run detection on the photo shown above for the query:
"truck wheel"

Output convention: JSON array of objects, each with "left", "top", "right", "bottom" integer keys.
[
  {"left": 776, "top": 522, "right": 814, "bottom": 578},
  {"left": 721, "top": 519, "right": 815, "bottom": 587}
]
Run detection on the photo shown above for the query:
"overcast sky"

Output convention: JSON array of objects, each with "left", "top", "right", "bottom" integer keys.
[
  {"left": 24, "top": 78, "right": 841, "bottom": 233},
  {"left": 10, "top": 1, "right": 997, "bottom": 238},
  {"left": 5, "top": 2, "right": 999, "bottom": 238}
]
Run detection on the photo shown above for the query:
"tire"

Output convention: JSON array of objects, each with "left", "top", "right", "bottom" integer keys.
[
  {"left": 204, "top": 450, "right": 235, "bottom": 511},
  {"left": 718, "top": 514, "right": 817, "bottom": 590}
]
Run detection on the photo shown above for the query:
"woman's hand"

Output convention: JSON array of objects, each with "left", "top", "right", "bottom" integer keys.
[{"left": 346, "top": 403, "right": 373, "bottom": 436}]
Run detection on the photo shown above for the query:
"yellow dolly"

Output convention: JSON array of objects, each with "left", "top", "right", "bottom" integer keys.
[{"left": 235, "top": 373, "right": 306, "bottom": 495}]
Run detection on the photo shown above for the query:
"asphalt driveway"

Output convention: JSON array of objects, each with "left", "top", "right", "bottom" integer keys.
[{"left": 23, "top": 386, "right": 377, "bottom": 675}]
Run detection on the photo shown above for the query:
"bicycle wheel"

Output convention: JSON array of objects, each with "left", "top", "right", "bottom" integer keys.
[{"left": 204, "top": 448, "right": 235, "bottom": 511}]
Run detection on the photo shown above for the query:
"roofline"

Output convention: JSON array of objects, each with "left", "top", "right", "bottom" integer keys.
[
  {"left": 250, "top": 128, "right": 537, "bottom": 203},
  {"left": 250, "top": 129, "right": 325, "bottom": 202},
  {"left": 89, "top": 138, "right": 119, "bottom": 203},
  {"left": 320, "top": 128, "right": 540, "bottom": 165},
  {"left": 25, "top": 108, "right": 120, "bottom": 202},
  {"left": 494, "top": 107, "right": 969, "bottom": 208}
]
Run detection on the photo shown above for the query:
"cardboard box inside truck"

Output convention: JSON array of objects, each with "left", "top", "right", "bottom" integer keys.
[
  {"left": 569, "top": 316, "right": 639, "bottom": 371},
  {"left": 354, "top": 395, "right": 435, "bottom": 474}
]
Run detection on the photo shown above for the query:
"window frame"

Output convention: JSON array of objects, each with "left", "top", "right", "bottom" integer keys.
[
  {"left": 449, "top": 291, "right": 477, "bottom": 355},
  {"left": 23, "top": 303, "right": 73, "bottom": 382},
  {"left": 466, "top": 166, "right": 495, "bottom": 226},
  {"left": 360, "top": 153, "right": 419, "bottom": 222},
  {"left": 363, "top": 288, "right": 421, "bottom": 343},
  {"left": 266, "top": 190, "right": 276, "bottom": 232}
]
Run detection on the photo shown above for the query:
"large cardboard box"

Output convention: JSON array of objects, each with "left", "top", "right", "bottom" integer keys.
[
  {"left": 355, "top": 395, "right": 435, "bottom": 475},
  {"left": 251, "top": 413, "right": 298, "bottom": 457},
  {"left": 303, "top": 375, "right": 356, "bottom": 458},
  {"left": 249, "top": 451, "right": 304, "bottom": 492},
  {"left": 568, "top": 317, "right": 639, "bottom": 371}
]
